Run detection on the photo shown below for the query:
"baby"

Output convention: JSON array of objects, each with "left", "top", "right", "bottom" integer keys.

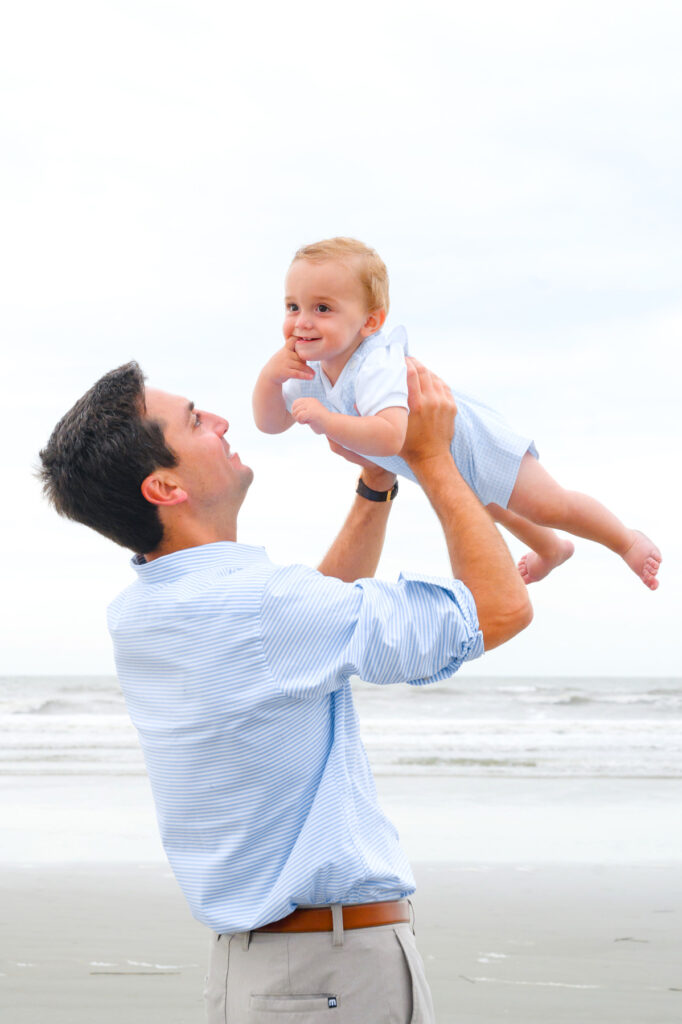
[{"left": 252, "top": 237, "right": 661, "bottom": 589}]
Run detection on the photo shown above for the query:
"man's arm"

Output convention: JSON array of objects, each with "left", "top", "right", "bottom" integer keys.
[
  {"left": 317, "top": 458, "right": 397, "bottom": 583},
  {"left": 402, "top": 360, "right": 532, "bottom": 650}
]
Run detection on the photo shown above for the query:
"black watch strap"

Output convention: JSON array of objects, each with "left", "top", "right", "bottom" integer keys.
[{"left": 356, "top": 476, "right": 399, "bottom": 502}]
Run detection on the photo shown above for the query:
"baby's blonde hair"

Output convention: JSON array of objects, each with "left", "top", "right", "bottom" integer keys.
[{"left": 292, "top": 237, "right": 390, "bottom": 314}]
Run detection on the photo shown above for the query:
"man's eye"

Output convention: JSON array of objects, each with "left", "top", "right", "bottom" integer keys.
[
  {"left": 316, "top": 304, "right": 331, "bottom": 313},
  {"left": 193, "top": 414, "right": 201, "bottom": 428}
]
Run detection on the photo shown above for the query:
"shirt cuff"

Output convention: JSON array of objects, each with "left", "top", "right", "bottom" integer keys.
[
  {"left": 397, "top": 570, "right": 485, "bottom": 673},
  {"left": 358, "top": 392, "right": 410, "bottom": 417}
]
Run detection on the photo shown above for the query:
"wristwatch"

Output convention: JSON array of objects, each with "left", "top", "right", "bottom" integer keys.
[{"left": 356, "top": 475, "right": 399, "bottom": 502}]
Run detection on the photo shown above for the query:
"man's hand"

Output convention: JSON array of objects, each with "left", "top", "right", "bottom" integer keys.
[
  {"left": 291, "top": 396, "right": 331, "bottom": 434},
  {"left": 262, "top": 338, "right": 315, "bottom": 387},
  {"left": 400, "top": 357, "right": 457, "bottom": 468}
]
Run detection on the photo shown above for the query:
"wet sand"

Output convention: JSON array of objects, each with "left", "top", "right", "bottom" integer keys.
[{"left": 1, "top": 861, "right": 680, "bottom": 1023}]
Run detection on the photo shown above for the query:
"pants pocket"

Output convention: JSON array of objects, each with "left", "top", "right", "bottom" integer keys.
[
  {"left": 393, "top": 927, "right": 436, "bottom": 1024},
  {"left": 250, "top": 993, "right": 338, "bottom": 1012}
]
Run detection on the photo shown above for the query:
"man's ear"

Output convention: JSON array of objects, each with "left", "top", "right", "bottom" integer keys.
[
  {"left": 141, "top": 472, "right": 188, "bottom": 508},
  {"left": 362, "top": 308, "right": 387, "bottom": 336}
]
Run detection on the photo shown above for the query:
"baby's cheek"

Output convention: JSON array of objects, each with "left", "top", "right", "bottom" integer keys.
[{"left": 282, "top": 315, "right": 296, "bottom": 338}]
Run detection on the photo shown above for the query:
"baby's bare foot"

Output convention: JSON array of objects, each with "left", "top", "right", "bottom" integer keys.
[
  {"left": 622, "top": 530, "right": 662, "bottom": 590},
  {"left": 518, "top": 539, "right": 575, "bottom": 585}
]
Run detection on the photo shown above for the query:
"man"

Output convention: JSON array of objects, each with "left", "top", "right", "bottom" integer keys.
[{"left": 39, "top": 357, "right": 531, "bottom": 1022}]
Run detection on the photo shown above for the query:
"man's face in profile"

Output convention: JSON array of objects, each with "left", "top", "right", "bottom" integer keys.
[{"left": 145, "top": 388, "right": 253, "bottom": 509}]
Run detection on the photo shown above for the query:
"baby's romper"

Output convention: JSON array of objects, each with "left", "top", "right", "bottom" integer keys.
[{"left": 283, "top": 327, "right": 538, "bottom": 509}]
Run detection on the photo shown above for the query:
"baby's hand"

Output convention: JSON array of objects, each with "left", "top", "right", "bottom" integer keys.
[
  {"left": 291, "top": 397, "right": 330, "bottom": 435},
  {"left": 264, "top": 340, "right": 315, "bottom": 386}
]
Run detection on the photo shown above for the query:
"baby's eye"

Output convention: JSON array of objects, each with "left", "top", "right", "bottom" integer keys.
[
  {"left": 286, "top": 302, "right": 299, "bottom": 313},
  {"left": 193, "top": 413, "right": 202, "bottom": 428},
  {"left": 315, "top": 304, "right": 331, "bottom": 313}
]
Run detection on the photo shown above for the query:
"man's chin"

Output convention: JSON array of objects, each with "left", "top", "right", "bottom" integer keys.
[{"left": 238, "top": 462, "right": 255, "bottom": 491}]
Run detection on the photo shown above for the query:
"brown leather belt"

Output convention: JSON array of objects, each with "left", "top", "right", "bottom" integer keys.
[{"left": 255, "top": 899, "right": 410, "bottom": 934}]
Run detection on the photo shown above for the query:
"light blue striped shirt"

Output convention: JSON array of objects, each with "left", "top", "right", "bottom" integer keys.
[{"left": 107, "top": 542, "right": 483, "bottom": 933}]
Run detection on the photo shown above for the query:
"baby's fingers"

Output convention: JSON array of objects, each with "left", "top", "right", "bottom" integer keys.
[{"left": 291, "top": 398, "right": 313, "bottom": 423}]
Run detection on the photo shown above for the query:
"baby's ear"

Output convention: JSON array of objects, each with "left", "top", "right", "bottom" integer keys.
[{"left": 363, "top": 308, "right": 387, "bottom": 335}]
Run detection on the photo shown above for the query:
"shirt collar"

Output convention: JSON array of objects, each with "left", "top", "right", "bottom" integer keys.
[
  {"left": 319, "top": 328, "right": 389, "bottom": 394},
  {"left": 130, "top": 541, "right": 270, "bottom": 583}
]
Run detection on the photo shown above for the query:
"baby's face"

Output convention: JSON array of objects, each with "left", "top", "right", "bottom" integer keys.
[{"left": 284, "top": 259, "right": 376, "bottom": 370}]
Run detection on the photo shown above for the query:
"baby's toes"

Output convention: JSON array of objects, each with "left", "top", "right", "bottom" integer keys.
[{"left": 644, "top": 558, "right": 660, "bottom": 586}]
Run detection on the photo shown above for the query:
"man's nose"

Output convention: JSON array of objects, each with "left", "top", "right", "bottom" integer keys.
[{"left": 199, "top": 410, "right": 228, "bottom": 435}]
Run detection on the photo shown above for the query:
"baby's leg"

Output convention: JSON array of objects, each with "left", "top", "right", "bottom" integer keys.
[
  {"left": 488, "top": 504, "right": 574, "bottom": 584},
  {"left": 508, "top": 454, "right": 661, "bottom": 590}
]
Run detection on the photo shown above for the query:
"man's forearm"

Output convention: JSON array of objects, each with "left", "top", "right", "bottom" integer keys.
[
  {"left": 317, "top": 468, "right": 396, "bottom": 582},
  {"left": 411, "top": 453, "right": 532, "bottom": 649}
]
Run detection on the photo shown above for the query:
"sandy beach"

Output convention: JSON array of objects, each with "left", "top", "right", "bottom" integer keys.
[
  {"left": 2, "top": 775, "right": 681, "bottom": 1023},
  {"left": 3, "top": 675, "right": 680, "bottom": 1022},
  {"left": 2, "top": 860, "right": 680, "bottom": 1024}
]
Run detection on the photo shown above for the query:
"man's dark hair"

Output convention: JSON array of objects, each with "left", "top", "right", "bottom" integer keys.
[{"left": 38, "top": 361, "right": 177, "bottom": 553}]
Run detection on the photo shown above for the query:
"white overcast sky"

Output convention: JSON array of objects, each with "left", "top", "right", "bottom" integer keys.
[{"left": 1, "top": 0, "right": 680, "bottom": 677}]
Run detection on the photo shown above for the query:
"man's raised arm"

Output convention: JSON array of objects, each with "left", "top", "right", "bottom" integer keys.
[
  {"left": 317, "top": 358, "right": 532, "bottom": 652},
  {"left": 317, "top": 459, "right": 397, "bottom": 583},
  {"left": 401, "top": 360, "right": 532, "bottom": 650}
]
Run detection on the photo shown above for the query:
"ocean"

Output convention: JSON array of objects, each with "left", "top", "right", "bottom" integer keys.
[
  {"left": 2, "top": 674, "right": 680, "bottom": 864},
  {"left": 2, "top": 674, "right": 680, "bottom": 779}
]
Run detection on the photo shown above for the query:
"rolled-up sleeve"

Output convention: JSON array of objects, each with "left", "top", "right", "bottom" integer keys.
[{"left": 260, "top": 565, "right": 484, "bottom": 699}]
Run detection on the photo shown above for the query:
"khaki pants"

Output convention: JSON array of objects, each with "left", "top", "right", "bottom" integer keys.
[{"left": 205, "top": 906, "right": 436, "bottom": 1023}]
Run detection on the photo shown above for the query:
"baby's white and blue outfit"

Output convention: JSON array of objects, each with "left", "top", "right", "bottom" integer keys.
[{"left": 283, "top": 327, "right": 538, "bottom": 509}]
